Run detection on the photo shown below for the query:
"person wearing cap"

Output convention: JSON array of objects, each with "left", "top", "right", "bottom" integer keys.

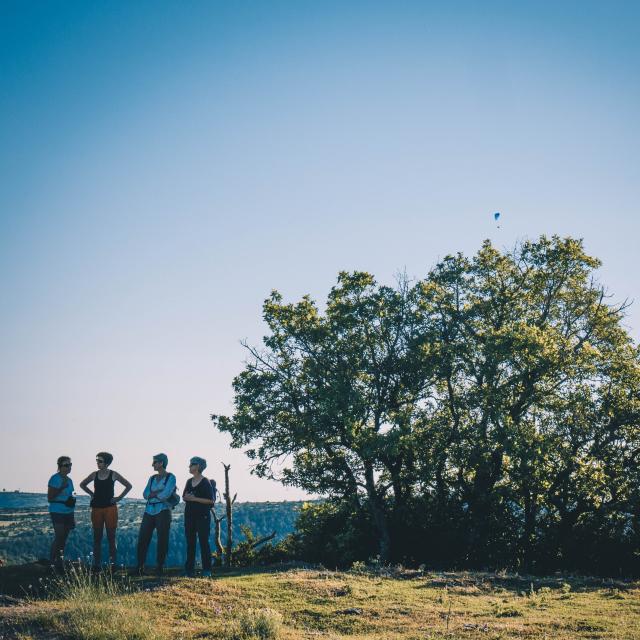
[
  {"left": 47, "top": 456, "right": 76, "bottom": 569},
  {"left": 183, "top": 456, "right": 214, "bottom": 577},
  {"left": 79, "top": 451, "right": 132, "bottom": 570},
  {"left": 134, "top": 453, "right": 176, "bottom": 575}
]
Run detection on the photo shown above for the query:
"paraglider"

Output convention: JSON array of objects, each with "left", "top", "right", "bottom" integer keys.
[{"left": 494, "top": 212, "right": 501, "bottom": 228}]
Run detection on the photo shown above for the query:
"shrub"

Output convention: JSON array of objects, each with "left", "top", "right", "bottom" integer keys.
[
  {"left": 293, "top": 501, "right": 377, "bottom": 568},
  {"left": 232, "top": 526, "right": 297, "bottom": 567},
  {"left": 229, "top": 608, "right": 283, "bottom": 640}
]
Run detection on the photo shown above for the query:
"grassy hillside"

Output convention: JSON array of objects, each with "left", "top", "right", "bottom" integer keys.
[{"left": 1, "top": 562, "right": 639, "bottom": 639}]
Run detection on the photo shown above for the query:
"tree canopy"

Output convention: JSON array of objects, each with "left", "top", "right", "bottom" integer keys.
[{"left": 213, "top": 236, "right": 640, "bottom": 572}]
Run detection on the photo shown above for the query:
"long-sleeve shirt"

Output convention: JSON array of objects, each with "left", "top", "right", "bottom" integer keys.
[
  {"left": 143, "top": 473, "right": 176, "bottom": 516},
  {"left": 183, "top": 477, "right": 214, "bottom": 520}
]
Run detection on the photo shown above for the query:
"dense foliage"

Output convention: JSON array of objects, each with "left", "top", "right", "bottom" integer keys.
[{"left": 214, "top": 236, "right": 640, "bottom": 574}]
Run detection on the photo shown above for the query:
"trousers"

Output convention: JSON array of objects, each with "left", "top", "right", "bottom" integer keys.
[
  {"left": 136, "top": 510, "right": 171, "bottom": 569},
  {"left": 184, "top": 513, "right": 211, "bottom": 572}
]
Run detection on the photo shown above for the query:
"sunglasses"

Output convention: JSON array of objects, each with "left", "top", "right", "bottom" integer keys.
[
  {"left": 96, "top": 459, "right": 105, "bottom": 463},
  {"left": 60, "top": 463, "right": 72, "bottom": 468}
]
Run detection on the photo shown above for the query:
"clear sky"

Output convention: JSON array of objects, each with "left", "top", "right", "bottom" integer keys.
[{"left": 1, "top": 1, "right": 639, "bottom": 499}]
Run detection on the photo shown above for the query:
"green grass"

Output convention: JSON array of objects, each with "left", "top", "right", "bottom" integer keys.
[
  {"left": 1, "top": 563, "right": 163, "bottom": 640},
  {"left": 2, "top": 563, "right": 640, "bottom": 639}
]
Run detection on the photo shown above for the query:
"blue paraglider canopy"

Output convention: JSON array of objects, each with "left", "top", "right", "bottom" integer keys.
[{"left": 494, "top": 212, "right": 500, "bottom": 221}]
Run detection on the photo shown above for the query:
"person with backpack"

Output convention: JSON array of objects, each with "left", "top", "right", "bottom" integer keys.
[
  {"left": 47, "top": 455, "right": 76, "bottom": 569},
  {"left": 134, "top": 453, "right": 177, "bottom": 576},
  {"left": 183, "top": 456, "right": 214, "bottom": 577},
  {"left": 79, "top": 451, "right": 132, "bottom": 571}
]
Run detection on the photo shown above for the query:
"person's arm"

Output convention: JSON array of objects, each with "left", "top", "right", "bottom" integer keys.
[
  {"left": 188, "top": 479, "right": 214, "bottom": 506},
  {"left": 142, "top": 476, "right": 153, "bottom": 500},
  {"left": 155, "top": 473, "right": 176, "bottom": 501},
  {"left": 79, "top": 472, "right": 96, "bottom": 497},
  {"left": 47, "top": 476, "right": 68, "bottom": 502},
  {"left": 112, "top": 471, "right": 132, "bottom": 502},
  {"left": 182, "top": 480, "right": 190, "bottom": 499}
]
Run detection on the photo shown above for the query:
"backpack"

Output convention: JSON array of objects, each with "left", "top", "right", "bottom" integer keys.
[
  {"left": 165, "top": 473, "right": 180, "bottom": 508},
  {"left": 209, "top": 478, "right": 218, "bottom": 502}
]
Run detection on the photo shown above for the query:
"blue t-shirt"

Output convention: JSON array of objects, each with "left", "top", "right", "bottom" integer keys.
[{"left": 48, "top": 473, "right": 75, "bottom": 514}]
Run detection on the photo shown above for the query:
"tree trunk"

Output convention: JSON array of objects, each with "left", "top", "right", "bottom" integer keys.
[
  {"left": 222, "top": 463, "right": 235, "bottom": 568},
  {"left": 212, "top": 509, "right": 225, "bottom": 557},
  {"left": 467, "top": 446, "right": 504, "bottom": 566},
  {"left": 364, "top": 461, "right": 391, "bottom": 563},
  {"left": 522, "top": 489, "right": 537, "bottom": 571}
]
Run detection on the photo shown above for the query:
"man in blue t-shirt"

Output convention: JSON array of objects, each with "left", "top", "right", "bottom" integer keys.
[{"left": 47, "top": 456, "right": 76, "bottom": 568}]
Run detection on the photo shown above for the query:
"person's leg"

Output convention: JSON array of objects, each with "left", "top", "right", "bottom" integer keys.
[
  {"left": 198, "top": 516, "right": 212, "bottom": 573},
  {"left": 58, "top": 527, "right": 71, "bottom": 565},
  {"left": 60, "top": 514, "right": 75, "bottom": 567},
  {"left": 106, "top": 528, "right": 117, "bottom": 566},
  {"left": 184, "top": 515, "right": 197, "bottom": 575},
  {"left": 155, "top": 509, "right": 171, "bottom": 572},
  {"left": 90, "top": 509, "right": 104, "bottom": 568},
  {"left": 105, "top": 505, "right": 118, "bottom": 567},
  {"left": 92, "top": 527, "right": 104, "bottom": 568},
  {"left": 50, "top": 523, "right": 67, "bottom": 566},
  {"left": 136, "top": 513, "right": 155, "bottom": 571}
]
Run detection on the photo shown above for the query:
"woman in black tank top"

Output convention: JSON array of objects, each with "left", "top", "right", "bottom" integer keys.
[
  {"left": 80, "top": 452, "right": 132, "bottom": 570},
  {"left": 92, "top": 470, "right": 115, "bottom": 507}
]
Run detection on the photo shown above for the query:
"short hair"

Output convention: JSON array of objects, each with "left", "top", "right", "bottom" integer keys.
[
  {"left": 96, "top": 451, "right": 113, "bottom": 466},
  {"left": 189, "top": 456, "right": 207, "bottom": 472},
  {"left": 153, "top": 453, "right": 168, "bottom": 468},
  {"left": 57, "top": 456, "right": 71, "bottom": 467}
]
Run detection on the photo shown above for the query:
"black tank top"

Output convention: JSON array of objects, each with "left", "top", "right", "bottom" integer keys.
[{"left": 92, "top": 471, "right": 115, "bottom": 508}]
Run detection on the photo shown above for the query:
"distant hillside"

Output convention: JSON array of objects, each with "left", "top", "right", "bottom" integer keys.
[{"left": 0, "top": 492, "right": 307, "bottom": 566}]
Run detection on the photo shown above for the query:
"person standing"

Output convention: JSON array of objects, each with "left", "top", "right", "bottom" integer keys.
[
  {"left": 183, "top": 456, "right": 214, "bottom": 577},
  {"left": 47, "top": 456, "right": 76, "bottom": 569},
  {"left": 135, "top": 453, "right": 176, "bottom": 575},
  {"left": 79, "top": 452, "right": 132, "bottom": 570}
]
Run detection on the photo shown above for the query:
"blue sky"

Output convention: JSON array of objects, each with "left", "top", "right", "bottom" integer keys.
[{"left": 1, "top": 1, "right": 639, "bottom": 498}]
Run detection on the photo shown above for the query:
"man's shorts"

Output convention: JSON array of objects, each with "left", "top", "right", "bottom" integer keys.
[
  {"left": 91, "top": 505, "right": 118, "bottom": 529},
  {"left": 50, "top": 512, "right": 76, "bottom": 530}
]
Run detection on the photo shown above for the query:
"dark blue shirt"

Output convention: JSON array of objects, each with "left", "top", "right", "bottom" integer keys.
[{"left": 183, "top": 477, "right": 213, "bottom": 519}]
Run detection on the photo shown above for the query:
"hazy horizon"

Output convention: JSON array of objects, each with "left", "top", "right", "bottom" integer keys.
[{"left": 1, "top": 1, "right": 639, "bottom": 500}]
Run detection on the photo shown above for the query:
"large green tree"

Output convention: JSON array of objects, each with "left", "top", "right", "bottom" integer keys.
[
  {"left": 214, "top": 236, "right": 640, "bottom": 570},
  {"left": 414, "top": 237, "right": 640, "bottom": 567},
  {"left": 214, "top": 272, "right": 432, "bottom": 561}
]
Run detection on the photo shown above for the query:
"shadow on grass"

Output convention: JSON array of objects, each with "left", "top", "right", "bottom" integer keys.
[
  {"left": 416, "top": 571, "right": 640, "bottom": 595},
  {"left": 0, "top": 560, "right": 317, "bottom": 600}
]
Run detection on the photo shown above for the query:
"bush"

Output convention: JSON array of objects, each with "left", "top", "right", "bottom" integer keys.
[
  {"left": 231, "top": 526, "right": 297, "bottom": 567},
  {"left": 229, "top": 608, "right": 283, "bottom": 640},
  {"left": 293, "top": 501, "right": 377, "bottom": 568}
]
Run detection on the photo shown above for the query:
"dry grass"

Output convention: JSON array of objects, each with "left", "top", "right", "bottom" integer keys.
[{"left": 2, "top": 565, "right": 640, "bottom": 639}]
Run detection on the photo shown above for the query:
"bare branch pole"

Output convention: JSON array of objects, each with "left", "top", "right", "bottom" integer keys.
[
  {"left": 250, "top": 531, "right": 277, "bottom": 549},
  {"left": 222, "top": 463, "right": 236, "bottom": 568},
  {"left": 211, "top": 509, "right": 226, "bottom": 558}
]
